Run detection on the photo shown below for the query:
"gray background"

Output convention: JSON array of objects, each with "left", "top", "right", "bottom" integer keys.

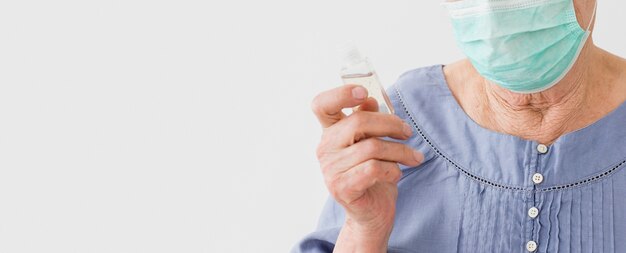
[{"left": 0, "top": 0, "right": 623, "bottom": 252}]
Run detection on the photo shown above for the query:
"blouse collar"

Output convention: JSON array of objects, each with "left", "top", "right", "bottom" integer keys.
[{"left": 393, "top": 64, "right": 626, "bottom": 189}]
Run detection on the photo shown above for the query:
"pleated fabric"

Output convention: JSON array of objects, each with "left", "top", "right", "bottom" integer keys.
[
  {"left": 292, "top": 65, "right": 626, "bottom": 253},
  {"left": 453, "top": 171, "right": 625, "bottom": 253}
]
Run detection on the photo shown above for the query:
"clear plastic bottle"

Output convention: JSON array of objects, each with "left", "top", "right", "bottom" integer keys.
[{"left": 339, "top": 42, "right": 394, "bottom": 115}]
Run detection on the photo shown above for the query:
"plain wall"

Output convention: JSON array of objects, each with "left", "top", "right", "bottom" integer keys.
[{"left": 0, "top": 0, "right": 624, "bottom": 252}]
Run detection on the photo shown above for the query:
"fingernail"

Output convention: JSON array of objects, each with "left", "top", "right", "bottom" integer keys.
[
  {"left": 402, "top": 123, "right": 413, "bottom": 137},
  {"left": 352, "top": 86, "right": 367, "bottom": 100},
  {"left": 413, "top": 150, "right": 424, "bottom": 163}
]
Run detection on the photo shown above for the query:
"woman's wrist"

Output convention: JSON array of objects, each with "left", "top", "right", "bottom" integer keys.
[{"left": 334, "top": 218, "right": 393, "bottom": 253}]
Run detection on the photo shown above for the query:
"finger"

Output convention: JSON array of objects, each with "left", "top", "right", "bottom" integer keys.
[
  {"left": 311, "top": 85, "right": 368, "bottom": 128},
  {"left": 335, "top": 160, "right": 401, "bottom": 204},
  {"left": 355, "top": 97, "right": 379, "bottom": 113},
  {"left": 325, "top": 111, "right": 413, "bottom": 147},
  {"left": 320, "top": 138, "right": 423, "bottom": 176},
  {"left": 343, "top": 138, "right": 423, "bottom": 170}
]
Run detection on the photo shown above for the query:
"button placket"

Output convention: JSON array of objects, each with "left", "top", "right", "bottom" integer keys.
[{"left": 526, "top": 143, "right": 549, "bottom": 251}]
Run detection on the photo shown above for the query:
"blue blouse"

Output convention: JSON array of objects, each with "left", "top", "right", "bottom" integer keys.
[{"left": 293, "top": 65, "right": 626, "bottom": 253}]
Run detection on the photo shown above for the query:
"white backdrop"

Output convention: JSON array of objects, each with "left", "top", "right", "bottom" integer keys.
[{"left": 0, "top": 1, "right": 624, "bottom": 252}]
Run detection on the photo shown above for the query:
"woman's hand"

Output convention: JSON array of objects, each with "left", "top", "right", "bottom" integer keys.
[{"left": 311, "top": 85, "right": 424, "bottom": 253}]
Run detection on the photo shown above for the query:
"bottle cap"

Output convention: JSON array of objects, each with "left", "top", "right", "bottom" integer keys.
[{"left": 337, "top": 41, "right": 364, "bottom": 67}]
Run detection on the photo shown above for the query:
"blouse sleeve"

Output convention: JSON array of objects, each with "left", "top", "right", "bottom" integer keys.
[
  {"left": 292, "top": 68, "right": 436, "bottom": 252},
  {"left": 290, "top": 196, "right": 345, "bottom": 253}
]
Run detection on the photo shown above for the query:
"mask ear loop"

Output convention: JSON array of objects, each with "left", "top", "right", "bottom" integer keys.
[{"left": 586, "top": 0, "right": 598, "bottom": 32}]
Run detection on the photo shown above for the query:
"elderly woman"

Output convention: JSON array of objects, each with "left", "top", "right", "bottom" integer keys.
[{"left": 294, "top": 0, "right": 626, "bottom": 252}]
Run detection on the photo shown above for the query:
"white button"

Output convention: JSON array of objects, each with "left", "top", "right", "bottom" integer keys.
[
  {"left": 526, "top": 240, "right": 538, "bottom": 252},
  {"left": 537, "top": 144, "right": 548, "bottom": 154},
  {"left": 532, "top": 173, "right": 544, "bottom": 184},
  {"left": 528, "top": 207, "right": 539, "bottom": 218}
]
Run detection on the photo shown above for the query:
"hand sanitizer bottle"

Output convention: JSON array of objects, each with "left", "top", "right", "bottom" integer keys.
[{"left": 339, "top": 42, "right": 395, "bottom": 115}]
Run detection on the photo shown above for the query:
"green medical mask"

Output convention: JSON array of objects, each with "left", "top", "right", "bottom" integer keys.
[{"left": 443, "top": 0, "right": 597, "bottom": 93}]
